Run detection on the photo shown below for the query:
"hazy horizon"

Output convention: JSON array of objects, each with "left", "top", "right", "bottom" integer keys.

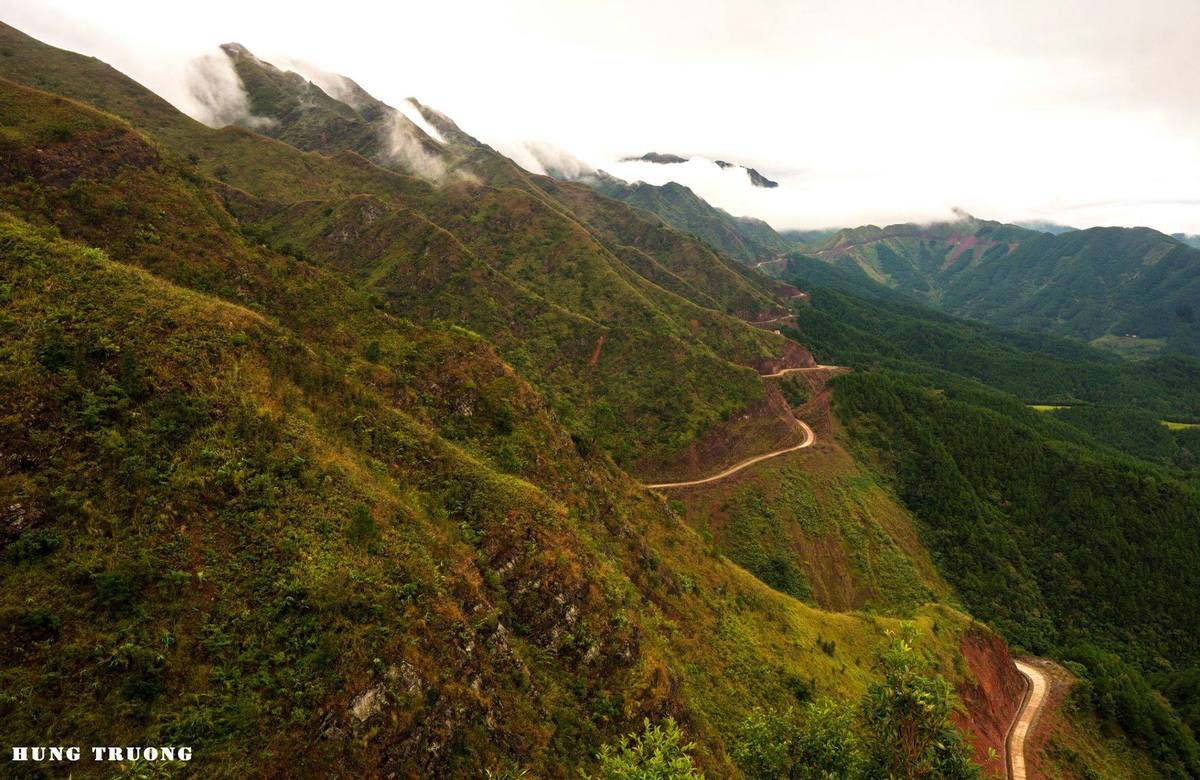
[{"left": 2, "top": 0, "right": 1197, "bottom": 234}]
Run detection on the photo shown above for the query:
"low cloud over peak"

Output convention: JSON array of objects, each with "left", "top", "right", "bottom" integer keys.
[{"left": 6, "top": 0, "right": 1198, "bottom": 232}]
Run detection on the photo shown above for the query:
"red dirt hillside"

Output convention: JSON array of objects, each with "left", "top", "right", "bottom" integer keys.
[{"left": 954, "top": 627, "right": 1026, "bottom": 778}]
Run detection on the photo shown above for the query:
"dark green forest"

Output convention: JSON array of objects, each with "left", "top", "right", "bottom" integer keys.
[{"left": 776, "top": 262, "right": 1200, "bottom": 778}]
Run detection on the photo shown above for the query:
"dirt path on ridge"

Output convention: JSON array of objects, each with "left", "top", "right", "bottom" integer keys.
[
  {"left": 643, "top": 367, "right": 838, "bottom": 489},
  {"left": 1006, "top": 660, "right": 1050, "bottom": 780}
]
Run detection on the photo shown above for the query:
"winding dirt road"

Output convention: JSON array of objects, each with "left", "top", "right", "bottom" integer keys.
[
  {"left": 643, "top": 365, "right": 834, "bottom": 489},
  {"left": 760, "top": 364, "right": 841, "bottom": 378},
  {"left": 644, "top": 417, "right": 815, "bottom": 489},
  {"left": 1006, "top": 661, "right": 1049, "bottom": 780},
  {"left": 644, "top": 353, "right": 1049, "bottom": 780},
  {"left": 749, "top": 314, "right": 797, "bottom": 326}
]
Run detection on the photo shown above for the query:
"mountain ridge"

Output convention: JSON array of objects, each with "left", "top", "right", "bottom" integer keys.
[
  {"left": 4, "top": 19, "right": 1200, "bottom": 780},
  {"left": 787, "top": 214, "right": 1200, "bottom": 356}
]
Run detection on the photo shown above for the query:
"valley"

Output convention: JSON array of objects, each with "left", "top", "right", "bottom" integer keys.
[{"left": 1, "top": 15, "right": 1199, "bottom": 780}]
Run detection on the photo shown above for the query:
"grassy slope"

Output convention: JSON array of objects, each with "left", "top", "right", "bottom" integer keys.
[
  {"left": 0, "top": 29, "right": 798, "bottom": 466},
  {"left": 664, "top": 426, "right": 955, "bottom": 616},
  {"left": 0, "top": 94, "right": 988, "bottom": 779},
  {"left": 220, "top": 42, "right": 785, "bottom": 321}
]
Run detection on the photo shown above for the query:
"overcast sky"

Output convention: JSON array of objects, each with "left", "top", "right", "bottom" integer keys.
[{"left": 3, "top": 0, "right": 1198, "bottom": 232}]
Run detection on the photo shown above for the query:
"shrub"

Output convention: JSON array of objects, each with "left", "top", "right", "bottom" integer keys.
[
  {"left": 585, "top": 718, "right": 704, "bottom": 780},
  {"left": 4, "top": 528, "right": 61, "bottom": 563},
  {"left": 348, "top": 504, "right": 378, "bottom": 545},
  {"left": 733, "top": 699, "right": 859, "bottom": 780},
  {"left": 732, "top": 629, "right": 980, "bottom": 780}
]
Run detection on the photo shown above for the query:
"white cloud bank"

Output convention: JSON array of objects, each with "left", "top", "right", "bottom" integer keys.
[{"left": 2, "top": 0, "right": 1197, "bottom": 232}]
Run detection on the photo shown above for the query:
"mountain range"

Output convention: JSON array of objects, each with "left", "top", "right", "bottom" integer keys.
[
  {"left": 3, "top": 19, "right": 1200, "bottom": 780},
  {"left": 782, "top": 214, "right": 1200, "bottom": 357}
]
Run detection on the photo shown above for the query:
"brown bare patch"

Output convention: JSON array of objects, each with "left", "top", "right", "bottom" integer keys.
[
  {"left": 588, "top": 335, "right": 606, "bottom": 367},
  {"left": 755, "top": 341, "right": 816, "bottom": 374},
  {"left": 952, "top": 627, "right": 1024, "bottom": 777},
  {"left": 1, "top": 127, "right": 159, "bottom": 187}
]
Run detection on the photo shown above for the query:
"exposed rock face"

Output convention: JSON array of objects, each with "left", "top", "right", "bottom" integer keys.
[
  {"left": 953, "top": 627, "right": 1026, "bottom": 778},
  {"left": 350, "top": 684, "right": 387, "bottom": 722}
]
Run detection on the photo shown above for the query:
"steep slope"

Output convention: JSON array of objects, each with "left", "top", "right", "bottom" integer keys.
[
  {"left": 217, "top": 42, "right": 455, "bottom": 182},
  {"left": 202, "top": 41, "right": 789, "bottom": 318},
  {"left": 589, "top": 175, "right": 793, "bottom": 265},
  {"left": 0, "top": 205, "right": 996, "bottom": 779},
  {"left": 527, "top": 173, "right": 790, "bottom": 315},
  {"left": 0, "top": 68, "right": 1003, "bottom": 780},
  {"left": 645, "top": 373, "right": 956, "bottom": 616},
  {"left": 0, "top": 27, "right": 805, "bottom": 466}
]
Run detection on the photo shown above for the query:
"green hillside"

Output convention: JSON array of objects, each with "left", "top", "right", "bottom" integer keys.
[
  {"left": 1, "top": 205, "right": 986, "bottom": 778},
  {"left": 793, "top": 216, "right": 1200, "bottom": 357},
  {"left": 589, "top": 176, "right": 794, "bottom": 265},
  {"left": 941, "top": 227, "right": 1200, "bottom": 356},
  {"left": 4, "top": 17, "right": 1200, "bottom": 780},
  {"left": 0, "top": 25, "right": 805, "bottom": 467},
  {"left": 800, "top": 215, "right": 1038, "bottom": 295},
  {"left": 0, "top": 70, "right": 991, "bottom": 779}
]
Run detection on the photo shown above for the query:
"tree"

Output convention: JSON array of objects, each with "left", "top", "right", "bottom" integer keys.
[
  {"left": 860, "top": 628, "right": 980, "bottom": 780},
  {"left": 732, "top": 629, "right": 980, "bottom": 780},
  {"left": 586, "top": 718, "right": 705, "bottom": 780}
]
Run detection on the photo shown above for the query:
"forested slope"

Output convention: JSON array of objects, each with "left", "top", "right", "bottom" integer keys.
[{"left": 793, "top": 216, "right": 1200, "bottom": 357}]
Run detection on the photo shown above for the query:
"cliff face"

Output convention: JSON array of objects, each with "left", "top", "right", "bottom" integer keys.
[{"left": 954, "top": 627, "right": 1026, "bottom": 777}]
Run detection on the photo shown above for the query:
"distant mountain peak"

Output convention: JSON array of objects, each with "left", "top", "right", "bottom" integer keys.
[
  {"left": 716, "top": 161, "right": 778, "bottom": 188},
  {"left": 620, "top": 152, "right": 780, "bottom": 188},
  {"left": 219, "top": 42, "right": 252, "bottom": 58},
  {"left": 1172, "top": 232, "right": 1200, "bottom": 249},
  {"left": 620, "top": 151, "right": 688, "bottom": 164},
  {"left": 190, "top": 42, "right": 458, "bottom": 182}
]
